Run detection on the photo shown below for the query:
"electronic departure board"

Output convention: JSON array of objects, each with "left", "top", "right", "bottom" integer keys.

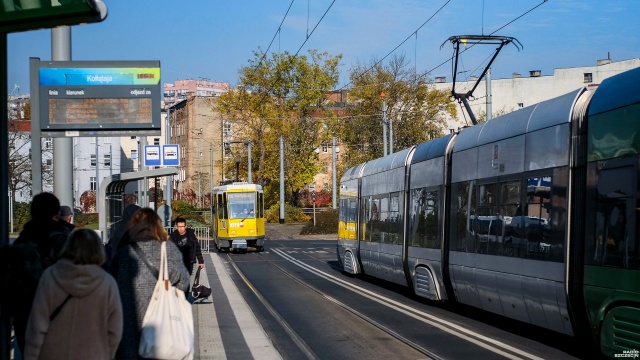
[
  {"left": 49, "top": 98, "right": 152, "bottom": 125},
  {"left": 34, "top": 60, "right": 161, "bottom": 137}
]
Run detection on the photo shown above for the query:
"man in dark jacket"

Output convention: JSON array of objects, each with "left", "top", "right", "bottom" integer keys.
[
  {"left": 169, "top": 217, "right": 205, "bottom": 277},
  {"left": 9, "top": 192, "right": 71, "bottom": 357}
]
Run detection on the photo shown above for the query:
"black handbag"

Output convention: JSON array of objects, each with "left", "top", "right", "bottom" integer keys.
[{"left": 191, "top": 266, "right": 211, "bottom": 299}]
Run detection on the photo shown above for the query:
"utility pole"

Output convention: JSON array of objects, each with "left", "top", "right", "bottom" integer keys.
[
  {"left": 381, "top": 91, "right": 387, "bottom": 156},
  {"left": 332, "top": 136, "right": 337, "bottom": 209},
  {"left": 486, "top": 67, "right": 493, "bottom": 121},
  {"left": 279, "top": 136, "right": 284, "bottom": 224}
]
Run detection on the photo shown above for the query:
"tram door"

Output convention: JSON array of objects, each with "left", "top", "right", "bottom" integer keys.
[{"left": 593, "top": 165, "right": 638, "bottom": 268}]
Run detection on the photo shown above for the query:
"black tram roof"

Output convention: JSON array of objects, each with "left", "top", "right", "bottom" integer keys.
[
  {"left": 453, "top": 89, "right": 581, "bottom": 153},
  {"left": 589, "top": 66, "right": 640, "bottom": 116}
]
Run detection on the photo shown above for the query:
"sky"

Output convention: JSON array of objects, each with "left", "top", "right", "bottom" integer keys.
[{"left": 7, "top": 0, "right": 640, "bottom": 95}]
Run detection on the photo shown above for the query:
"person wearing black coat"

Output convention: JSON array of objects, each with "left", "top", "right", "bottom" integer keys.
[{"left": 168, "top": 217, "right": 204, "bottom": 277}]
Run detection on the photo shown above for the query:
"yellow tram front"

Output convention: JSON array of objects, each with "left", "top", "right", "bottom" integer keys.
[{"left": 212, "top": 182, "right": 265, "bottom": 252}]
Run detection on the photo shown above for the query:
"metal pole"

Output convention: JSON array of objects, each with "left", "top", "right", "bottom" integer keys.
[
  {"left": 109, "top": 144, "right": 112, "bottom": 176},
  {"left": 1, "top": 35, "right": 7, "bottom": 236},
  {"left": 332, "top": 136, "right": 337, "bottom": 209},
  {"left": 382, "top": 98, "right": 387, "bottom": 157},
  {"left": 279, "top": 136, "right": 285, "bottom": 224},
  {"left": 1, "top": 34, "right": 9, "bottom": 360},
  {"left": 389, "top": 110, "right": 393, "bottom": 154},
  {"left": 165, "top": 108, "right": 172, "bottom": 226},
  {"left": 95, "top": 136, "right": 99, "bottom": 213},
  {"left": 209, "top": 144, "right": 213, "bottom": 206},
  {"left": 247, "top": 141, "right": 252, "bottom": 184},
  {"left": 486, "top": 67, "right": 493, "bottom": 121},
  {"left": 198, "top": 149, "right": 202, "bottom": 208},
  {"left": 29, "top": 58, "right": 42, "bottom": 196},
  {"left": 52, "top": 27, "right": 74, "bottom": 209}
]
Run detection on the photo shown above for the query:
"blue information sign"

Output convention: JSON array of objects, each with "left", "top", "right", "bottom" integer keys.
[
  {"left": 144, "top": 145, "right": 161, "bottom": 166},
  {"left": 163, "top": 145, "right": 180, "bottom": 166}
]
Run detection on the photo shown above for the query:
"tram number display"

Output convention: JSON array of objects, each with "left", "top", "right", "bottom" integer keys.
[{"left": 48, "top": 97, "right": 152, "bottom": 125}]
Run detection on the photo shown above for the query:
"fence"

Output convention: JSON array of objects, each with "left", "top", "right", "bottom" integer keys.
[{"left": 165, "top": 226, "right": 211, "bottom": 253}]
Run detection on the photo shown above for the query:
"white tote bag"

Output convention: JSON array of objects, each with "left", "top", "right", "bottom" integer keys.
[{"left": 138, "top": 241, "right": 194, "bottom": 360}]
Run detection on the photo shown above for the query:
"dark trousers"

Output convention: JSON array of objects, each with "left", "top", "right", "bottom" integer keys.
[{"left": 185, "top": 262, "right": 194, "bottom": 296}]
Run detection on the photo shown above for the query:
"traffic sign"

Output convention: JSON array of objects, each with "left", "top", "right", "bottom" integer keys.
[
  {"left": 144, "top": 145, "right": 161, "bottom": 166},
  {"left": 163, "top": 145, "right": 180, "bottom": 166}
]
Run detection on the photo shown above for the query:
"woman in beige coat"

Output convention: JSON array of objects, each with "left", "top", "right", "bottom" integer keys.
[{"left": 24, "top": 229, "right": 123, "bottom": 360}]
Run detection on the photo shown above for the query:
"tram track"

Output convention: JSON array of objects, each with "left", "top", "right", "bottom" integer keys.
[
  {"left": 253, "top": 243, "right": 549, "bottom": 360},
  {"left": 227, "top": 247, "right": 442, "bottom": 360}
]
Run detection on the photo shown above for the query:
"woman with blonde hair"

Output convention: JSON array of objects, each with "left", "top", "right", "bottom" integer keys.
[
  {"left": 109, "top": 207, "right": 190, "bottom": 359},
  {"left": 24, "top": 229, "right": 123, "bottom": 360}
]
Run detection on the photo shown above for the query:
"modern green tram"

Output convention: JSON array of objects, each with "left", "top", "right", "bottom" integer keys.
[{"left": 337, "top": 67, "right": 640, "bottom": 357}]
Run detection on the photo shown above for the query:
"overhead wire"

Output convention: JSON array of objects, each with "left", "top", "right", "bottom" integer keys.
[
  {"left": 341, "top": 0, "right": 549, "bottom": 92},
  {"left": 337, "top": 0, "right": 452, "bottom": 91}
]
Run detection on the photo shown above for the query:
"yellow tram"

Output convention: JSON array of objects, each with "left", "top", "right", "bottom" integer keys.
[{"left": 212, "top": 182, "right": 265, "bottom": 252}]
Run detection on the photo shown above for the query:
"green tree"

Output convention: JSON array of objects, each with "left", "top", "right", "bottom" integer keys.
[
  {"left": 215, "top": 49, "right": 342, "bottom": 205},
  {"left": 336, "top": 54, "right": 456, "bottom": 169}
]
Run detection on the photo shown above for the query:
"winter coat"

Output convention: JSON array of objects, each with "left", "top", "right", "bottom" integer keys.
[
  {"left": 24, "top": 259, "right": 123, "bottom": 360},
  {"left": 106, "top": 204, "right": 141, "bottom": 263},
  {"left": 169, "top": 228, "right": 204, "bottom": 269},
  {"left": 109, "top": 222, "right": 190, "bottom": 360}
]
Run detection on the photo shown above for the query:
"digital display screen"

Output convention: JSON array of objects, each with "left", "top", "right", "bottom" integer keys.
[{"left": 48, "top": 98, "right": 152, "bottom": 125}]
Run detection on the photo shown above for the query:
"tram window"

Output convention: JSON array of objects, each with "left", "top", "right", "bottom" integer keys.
[
  {"left": 362, "top": 197, "right": 370, "bottom": 241},
  {"left": 450, "top": 181, "right": 476, "bottom": 252},
  {"left": 409, "top": 188, "right": 439, "bottom": 248},
  {"left": 370, "top": 197, "right": 383, "bottom": 243},
  {"left": 500, "top": 180, "right": 521, "bottom": 256},
  {"left": 523, "top": 176, "right": 553, "bottom": 260},
  {"left": 348, "top": 200, "right": 357, "bottom": 222},
  {"left": 339, "top": 199, "right": 347, "bottom": 222},
  {"left": 218, "top": 194, "right": 227, "bottom": 219},
  {"left": 388, "top": 193, "right": 402, "bottom": 245},
  {"left": 258, "top": 193, "right": 264, "bottom": 217},
  {"left": 592, "top": 167, "right": 635, "bottom": 268}
]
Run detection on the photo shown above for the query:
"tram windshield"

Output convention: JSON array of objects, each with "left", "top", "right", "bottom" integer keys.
[{"left": 227, "top": 192, "right": 255, "bottom": 219}]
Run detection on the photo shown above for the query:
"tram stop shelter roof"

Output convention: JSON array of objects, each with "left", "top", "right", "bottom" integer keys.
[{"left": 98, "top": 167, "right": 177, "bottom": 242}]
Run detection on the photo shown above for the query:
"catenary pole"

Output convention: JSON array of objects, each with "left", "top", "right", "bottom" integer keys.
[{"left": 52, "top": 27, "right": 74, "bottom": 209}]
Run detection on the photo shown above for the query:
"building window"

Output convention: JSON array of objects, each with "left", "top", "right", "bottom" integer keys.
[
  {"left": 223, "top": 121, "right": 232, "bottom": 138},
  {"left": 104, "top": 154, "right": 111, "bottom": 168},
  {"left": 131, "top": 150, "right": 137, "bottom": 160},
  {"left": 45, "top": 159, "right": 52, "bottom": 170},
  {"left": 517, "top": 103, "right": 524, "bottom": 108},
  {"left": 90, "top": 177, "right": 96, "bottom": 191},
  {"left": 103, "top": 137, "right": 111, "bottom": 144},
  {"left": 322, "top": 143, "right": 328, "bottom": 153},
  {"left": 323, "top": 183, "right": 329, "bottom": 191},
  {"left": 154, "top": 138, "right": 160, "bottom": 145},
  {"left": 584, "top": 73, "right": 593, "bottom": 83},
  {"left": 44, "top": 138, "right": 52, "bottom": 150},
  {"left": 91, "top": 154, "right": 97, "bottom": 167},
  {"left": 323, "top": 162, "right": 329, "bottom": 173}
]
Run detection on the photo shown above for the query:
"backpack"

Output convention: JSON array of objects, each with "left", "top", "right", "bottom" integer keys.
[{"left": 0, "top": 242, "right": 44, "bottom": 315}]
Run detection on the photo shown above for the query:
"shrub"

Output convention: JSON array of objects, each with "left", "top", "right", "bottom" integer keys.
[
  {"left": 74, "top": 212, "right": 99, "bottom": 227},
  {"left": 265, "top": 202, "right": 310, "bottom": 223},
  {"left": 301, "top": 208, "right": 338, "bottom": 234}
]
